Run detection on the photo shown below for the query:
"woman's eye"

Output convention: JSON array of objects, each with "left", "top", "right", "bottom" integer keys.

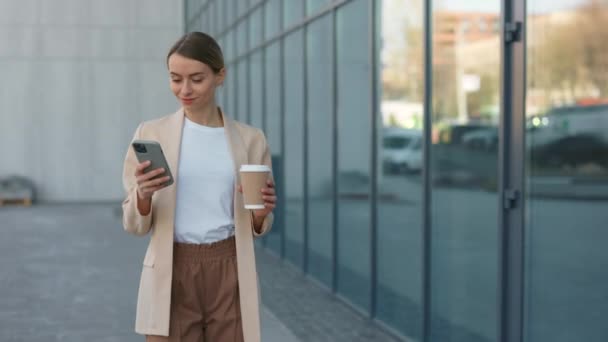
[
  {"left": 192, "top": 79, "right": 203, "bottom": 83},
  {"left": 171, "top": 79, "right": 182, "bottom": 83}
]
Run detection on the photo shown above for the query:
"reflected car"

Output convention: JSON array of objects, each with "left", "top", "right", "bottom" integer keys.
[
  {"left": 530, "top": 134, "right": 608, "bottom": 170},
  {"left": 527, "top": 104, "right": 608, "bottom": 171},
  {"left": 462, "top": 127, "right": 498, "bottom": 152},
  {"left": 382, "top": 129, "right": 423, "bottom": 174},
  {"left": 437, "top": 123, "right": 491, "bottom": 145}
]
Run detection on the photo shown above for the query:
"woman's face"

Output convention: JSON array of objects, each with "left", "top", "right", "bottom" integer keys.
[{"left": 167, "top": 53, "right": 225, "bottom": 110}]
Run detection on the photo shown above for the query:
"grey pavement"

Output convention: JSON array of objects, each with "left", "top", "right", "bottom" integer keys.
[
  {"left": 256, "top": 248, "right": 403, "bottom": 342},
  {"left": 0, "top": 204, "right": 298, "bottom": 342}
]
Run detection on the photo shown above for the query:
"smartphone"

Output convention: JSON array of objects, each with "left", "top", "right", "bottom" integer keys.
[{"left": 131, "top": 140, "right": 174, "bottom": 187}]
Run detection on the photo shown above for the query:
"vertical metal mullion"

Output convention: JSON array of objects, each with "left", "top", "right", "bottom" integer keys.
[
  {"left": 302, "top": 0, "right": 310, "bottom": 274},
  {"left": 278, "top": 0, "right": 286, "bottom": 259},
  {"left": 331, "top": 7, "right": 339, "bottom": 294},
  {"left": 422, "top": 0, "right": 433, "bottom": 340},
  {"left": 261, "top": 5, "right": 267, "bottom": 142},
  {"left": 369, "top": 0, "right": 378, "bottom": 319},
  {"left": 260, "top": 4, "right": 268, "bottom": 248},
  {"left": 184, "top": 0, "right": 188, "bottom": 33},
  {"left": 212, "top": 0, "right": 217, "bottom": 35},
  {"left": 498, "top": 0, "right": 526, "bottom": 341},
  {"left": 234, "top": 19, "right": 239, "bottom": 121},
  {"left": 246, "top": 16, "right": 251, "bottom": 124},
  {"left": 220, "top": 0, "right": 225, "bottom": 35}
]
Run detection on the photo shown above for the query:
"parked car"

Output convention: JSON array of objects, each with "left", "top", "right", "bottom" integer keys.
[
  {"left": 529, "top": 134, "right": 608, "bottom": 170},
  {"left": 527, "top": 104, "right": 608, "bottom": 171},
  {"left": 462, "top": 127, "right": 498, "bottom": 152},
  {"left": 382, "top": 128, "right": 423, "bottom": 174}
]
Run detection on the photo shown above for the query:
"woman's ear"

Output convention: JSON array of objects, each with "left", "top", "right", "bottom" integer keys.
[{"left": 216, "top": 67, "right": 226, "bottom": 87}]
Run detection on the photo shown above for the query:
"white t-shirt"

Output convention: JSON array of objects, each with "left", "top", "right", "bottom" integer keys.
[{"left": 173, "top": 117, "right": 235, "bottom": 244}]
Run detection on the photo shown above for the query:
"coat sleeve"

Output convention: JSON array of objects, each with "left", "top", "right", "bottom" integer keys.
[
  {"left": 251, "top": 129, "right": 274, "bottom": 238},
  {"left": 122, "top": 123, "right": 153, "bottom": 236}
]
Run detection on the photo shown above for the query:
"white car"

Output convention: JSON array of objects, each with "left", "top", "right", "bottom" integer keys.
[{"left": 382, "top": 129, "right": 423, "bottom": 173}]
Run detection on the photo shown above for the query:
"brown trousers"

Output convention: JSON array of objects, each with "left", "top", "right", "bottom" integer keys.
[{"left": 146, "top": 236, "right": 244, "bottom": 342}]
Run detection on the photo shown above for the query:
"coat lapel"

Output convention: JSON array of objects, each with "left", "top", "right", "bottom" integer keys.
[
  {"left": 165, "top": 109, "right": 185, "bottom": 180},
  {"left": 162, "top": 109, "right": 185, "bottom": 215}
]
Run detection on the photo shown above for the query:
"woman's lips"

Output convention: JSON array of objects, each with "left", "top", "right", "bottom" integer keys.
[{"left": 181, "top": 98, "right": 196, "bottom": 104}]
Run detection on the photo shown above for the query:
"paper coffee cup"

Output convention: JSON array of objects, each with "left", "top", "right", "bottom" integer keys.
[{"left": 239, "top": 164, "right": 271, "bottom": 209}]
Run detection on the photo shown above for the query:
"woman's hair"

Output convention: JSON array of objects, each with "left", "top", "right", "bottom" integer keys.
[{"left": 166, "top": 32, "right": 224, "bottom": 74}]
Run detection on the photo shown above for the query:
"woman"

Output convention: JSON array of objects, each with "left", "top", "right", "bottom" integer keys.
[{"left": 122, "top": 32, "right": 276, "bottom": 342}]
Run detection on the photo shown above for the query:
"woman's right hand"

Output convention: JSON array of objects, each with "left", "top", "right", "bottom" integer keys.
[{"left": 135, "top": 160, "right": 171, "bottom": 200}]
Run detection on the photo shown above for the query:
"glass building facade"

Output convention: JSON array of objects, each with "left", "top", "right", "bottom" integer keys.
[{"left": 185, "top": 0, "right": 608, "bottom": 341}]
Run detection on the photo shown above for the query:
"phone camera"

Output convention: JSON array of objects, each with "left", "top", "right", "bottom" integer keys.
[{"left": 133, "top": 143, "right": 147, "bottom": 153}]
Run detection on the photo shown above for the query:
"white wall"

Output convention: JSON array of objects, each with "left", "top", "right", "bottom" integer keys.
[{"left": 0, "top": 0, "right": 183, "bottom": 201}]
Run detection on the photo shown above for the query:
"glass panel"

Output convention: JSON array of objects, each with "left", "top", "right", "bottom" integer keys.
[
  {"left": 238, "top": 0, "right": 249, "bottom": 17},
  {"left": 236, "top": 60, "right": 248, "bottom": 122},
  {"left": 186, "top": 0, "right": 198, "bottom": 23},
  {"left": 430, "top": 1, "right": 500, "bottom": 341},
  {"left": 226, "top": 0, "right": 235, "bottom": 25},
  {"left": 209, "top": 2, "right": 216, "bottom": 35},
  {"left": 307, "top": 0, "right": 330, "bottom": 15},
  {"left": 225, "top": 62, "right": 237, "bottom": 118},
  {"left": 249, "top": 7, "right": 263, "bottom": 48},
  {"left": 237, "top": 18, "right": 248, "bottom": 57},
  {"left": 264, "top": 41, "right": 283, "bottom": 252},
  {"left": 224, "top": 30, "right": 235, "bottom": 62},
  {"left": 376, "top": 0, "right": 424, "bottom": 338},
  {"left": 306, "top": 14, "right": 333, "bottom": 287},
  {"left": 284, "top": 29, "right": 305, "bottom": 267},
  {"left": 336, "top": 0, "right": 371, "bottom": 313},
  {"left": 217, "top": 0, "right": 226, "bottom": 33},
  {"left": 250, "top": 51, "right": 263, "bottom": 129},
  {"left": 265, "top": 0, "right": 281, "bottom": 40},
  {"left": 524, "top": 1, "right": 608, "bottom": 341},
  {"left": 188, "top": 15, "right": 198, "bottom": 34},
  {"left": 284, "top": 1, "right": 303, "bottom": 28},
  {"left": 204, "top": 7, "right": 212, "bottom": 34}
]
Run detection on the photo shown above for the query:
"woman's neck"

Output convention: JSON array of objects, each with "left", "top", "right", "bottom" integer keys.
[{"left": 184, "top": 102, "right": 223, "bottom": 127}]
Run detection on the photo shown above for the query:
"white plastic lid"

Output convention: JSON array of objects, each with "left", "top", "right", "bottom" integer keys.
[{"left": 239, "top": 164, "right": 271, "bottom": 172}]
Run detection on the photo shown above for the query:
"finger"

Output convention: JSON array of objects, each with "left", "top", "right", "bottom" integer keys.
[
  {"left": 137, "top": 168, "right": 164, "bottom": 184},
  {"left": 263, "top": 195, "right": 277, "bottom": 203},
  {"left": 135, "top": 160, "right": 151, "bottom": 173},
  {"left": 144, "top": 181, "right": 169, "bottom": 193},
  {"left": 264, "top": 203, "right": 276, "bottom": 209},
  {"left": 266, "top": 179, "right": 275, "bottom": 187},
  {"left": 261, "top": 188, "right": 275, "bottom": 195},
  {"left": 141, "top": 168, "right": 166, "bottom": 182},
  {"left": 141, "top": 176, "right": 170, "bottom": 189}
]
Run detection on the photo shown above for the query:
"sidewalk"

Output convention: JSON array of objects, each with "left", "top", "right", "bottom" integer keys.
[
  {"left": 256, "top": 246, "right": 402, "bottom": 342},
  {"left": 0, "top": 204, "right": 299, "bottom": 342},
  {"left": 261, "top": 306, "right": 300, "bottom": 342}
]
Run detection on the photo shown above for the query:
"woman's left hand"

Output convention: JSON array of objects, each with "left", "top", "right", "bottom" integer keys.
[{"left": 238, "top": 179, "right": 276, "bottom": 218}]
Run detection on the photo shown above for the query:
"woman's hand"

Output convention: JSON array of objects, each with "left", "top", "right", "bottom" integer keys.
[
  {"left": 238, "top": 179, "right": 276, "bottom": 218},
  {"left": 135, "top": 160, "right": 171, "bottom": 200}
]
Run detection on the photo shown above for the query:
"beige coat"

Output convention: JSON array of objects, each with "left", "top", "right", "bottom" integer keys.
[{"left": 121, "top": 108, "right": 273, "bottom": 341}]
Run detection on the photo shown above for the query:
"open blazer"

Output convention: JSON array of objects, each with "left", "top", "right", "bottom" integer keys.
[{"left": 122, "top": 108, "right": 273, "bottom": 342}]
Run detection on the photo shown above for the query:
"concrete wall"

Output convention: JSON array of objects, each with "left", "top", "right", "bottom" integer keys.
[{"left": 0, "top": 0, "right": 183, "bottom": 201}]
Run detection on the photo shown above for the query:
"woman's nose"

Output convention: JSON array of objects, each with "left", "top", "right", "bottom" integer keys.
[{"left": 180, "top": 81, "right": 193, "bottom": 96}]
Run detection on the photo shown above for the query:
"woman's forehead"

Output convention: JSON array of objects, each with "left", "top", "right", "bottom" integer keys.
[{"left": 168, "top": 54, "right": 211, "bottom": 74}]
